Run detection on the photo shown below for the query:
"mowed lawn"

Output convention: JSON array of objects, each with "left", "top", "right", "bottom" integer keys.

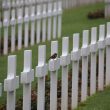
[{"left": 0, "top": 2, "right": 110, "bottom": 109}]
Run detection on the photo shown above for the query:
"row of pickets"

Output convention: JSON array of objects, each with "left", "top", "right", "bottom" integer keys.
[
  {"left": 63, "top": 0, "right": 104, "bottom": 9},
  {"left": 0, "top": 0, "right": 62, "bottom": 55},
  {"left": 105, "top": 0, "right": 110, "bottom": 18},
  {"left": 0, "top": 22, "right": 110, "bottom": 110},
  {"left": 0, "top": 0, "right": 103, "bottom": 10}
]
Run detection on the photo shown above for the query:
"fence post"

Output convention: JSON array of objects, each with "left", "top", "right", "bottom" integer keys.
[
  {"left": 36, "top": 4, "right": 42, "bottom": 44},
  {"left": 36, "top": 45, "right": 48, "bottom": 110},
  {"left": 90, "top": 27, "right": 97, "bottom": 96},
  {"left": 4, "top": 55, "right": 19, "bottom": 110},
  {"left": 0, "top": 83, "right": 2, "bottom": 96},
  {"left": 49, "top": 41, "right": 60, "bottom": 110},
  {"left": 21, "top": 50, "right": 34, "bottom": 110},
  {"left": 17, "top": 0, "right": 23, "bottom": 50},
  {"left": 24, "top": 1, "right": 30, "bottom": 48},
  {"left": 57, "top": 1, "right": 62, "bottom": 38},
  {"left": 98, "top": 25, "right": 105, "bottom": 91},
  {"left": 47, "top": 1, "right": 52, "bottom": 41},
  {"left": 10, "top": 7, "right": 16, "bottom": 52},
  {"left": 42, "top": 3, "right": 47, "bottom": 42},
  {"left": 81, "top": 30, "right": 89, "bottom": 102},
  {"left": 71, "top": 33, "right": 80, "bottom": 109},
  {"left": 3, "top": 5, "right": 10, "bottom": 55},
  {"left": 53, "top": 2, "right": 57, "bottom": 39},
  {"left": 60, "top": 37, "right": 70, "bottom": 110},
  {"left": 30, "top": 3, "right": 36, "bottom": 46},
  {"left": 105, "top": 22, "right": 110, "bottom": 86}
]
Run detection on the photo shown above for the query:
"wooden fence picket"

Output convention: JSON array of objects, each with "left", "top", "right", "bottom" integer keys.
[
  {"left": 53, "top": 2, "right": 57, "bottom": 39},
  {"left": 49, "top": 41, "right": 60, "bottom": 110},
  {"left": 4, "top": 55, "right": 19, "bottom": 110},
  {"left": 21, "top": 50, "right": 34, "bottom": 110},
  {"left": 71, "top": 33, "right": 80, "bottom": 109},
  {"left": 10, "top": 9, "right": 16, "bottom": 52},
  {"left": 81, "top": 30, "right": 89, "bottom": 102},
  {"left": 98, "top": 24, "right": 105, "bottom": 91},
  {"left": 36, "top": 45, "right": 48, "bottom": 110},
  {"left": 60, "top": 37, "right": 70, "bottom": 110},
  {"left": 47, "top": 1, "right": 52, "bottom": 41},
  {"left": 90, "top": 27, "right": 97, "bottom": 95},
  {"left": 105, "top": 22, "right": 110, "bottom": 86}
]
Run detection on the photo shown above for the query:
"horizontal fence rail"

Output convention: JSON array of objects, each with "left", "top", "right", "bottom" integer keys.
[
  {"left": 0, "top": 0, "right": 62, "bottom": 55},
  {"left": 0, "top": 22, "right": 110, "bottom": 110}
]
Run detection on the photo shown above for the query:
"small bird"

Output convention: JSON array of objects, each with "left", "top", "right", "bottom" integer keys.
[{"left": 48, "top": 53, "right": 57, "bottom": 60}]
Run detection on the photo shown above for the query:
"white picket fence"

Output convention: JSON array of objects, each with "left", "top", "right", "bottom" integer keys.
[
  {"left": 0, "top": 22, "right": 110, "bottom": 110},
  {"left": 105, "top": 0, "right": 110, "bottom": 18},
  {"left": 0, "top": 0, "right": 62, "bottom": 55},
  {"left": 62, "top": 0, "right": 104, "bottom": 9}
]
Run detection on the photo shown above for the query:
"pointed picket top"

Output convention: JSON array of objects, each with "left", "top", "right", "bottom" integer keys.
[
  {"left": 23, "top": 50, "right": 32, "bottom": 72},
  {"left": 91, "top": 27, "right": 97, "bottom": 44},
  {"left": 107, "top": 22, "right": 110, "bottom": 37},
  {"left": 99, "top": 25, "right": 105, "bottom": 41},
  {"left": 82, "top": 30, "right": 89, "bottom": 48},
  {"left": 7, "top": 55, "right": 16, "bottom": 79},
  {"left": 62, "top": 37, "right": 69, "bottom": 56},
  {"left": 51, "top": 41, "right": 58, "bottom": 55},
  {"left": 38, "top": 45, "right": 46, "bottom": 66},
  {"left": 73, "top": 33, "right": 79, "bottom": 52}
]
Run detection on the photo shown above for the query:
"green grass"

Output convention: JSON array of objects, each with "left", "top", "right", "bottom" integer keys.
[
  {"left": 75, "top": 87, "right": 110, "bottom": 110},
  {"left": 0, "top": 2, "right": 110, "bottom": 108}
]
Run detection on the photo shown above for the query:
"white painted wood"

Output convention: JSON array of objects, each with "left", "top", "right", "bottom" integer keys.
[
  {"left": 98, "top": 25, "right": 105, "bottom": 91},
  {"left": 36, "top": 45, "right": 47, "bottom": 110},
  {"left": 57, "top": 1, "right": 62, "bottom": 38},
  {"left": 3, "top": 10, "right": 9, "bottom": 55},
  {"left": 42, "top": 4, "right": 47, "bottom": 42},
  {"left": 36, "top": 5, "right": 42, "bottom": 44},
  {"left": 61, "top": 37, "right": 70, "bottom": 110},
  {"left": 49, "top": 41, "right": 60, "bottom": 110},
  {"left": 105, "top": 0, "right": 110, "bottom": 18},
  {"left": 24, "top": 7, "right": 29, "bottom": 48},
  {"left": 53, "top": 2, "right": 57, "bottom": 39},
  {"left": 47, "top": 2, "right": 52, "bottom": 41},
  {"left": 105, "top": 22, "right": 110, "bottom": 86},
  {"left": 4, "top": 55, "right": 19, "bottom": 110},
  {"left": 11, "top": 9, "right": 16, "bottom": 52},
  {"left": 17, "top": 7, "right": 23, "bottom": 50},
  {"left": 71, "top": 33, "right": 80, "bottom": 109},
  {"left": 30, "top": 6, "right": 35, "bottom": 46},
  {"left": 21, "top": 50, "right": 34, "bottom": 110},
  {"left": 90, "top": 27, "right": 97, "bottom": 96},
  {"left": 81, "top": 30, "right": 89, "bottom": 102}
]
